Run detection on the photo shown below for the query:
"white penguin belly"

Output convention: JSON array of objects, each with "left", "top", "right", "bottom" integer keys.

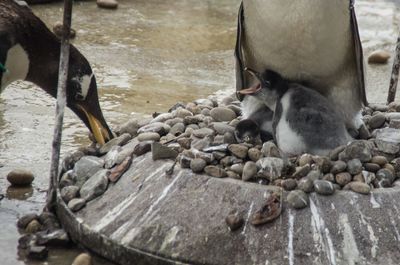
[
  {"left": 243, "top": 0, "right": 352, "bottom": 82},
  {"left": 275, "top": 93, "right": 307, "bottom": 156}
]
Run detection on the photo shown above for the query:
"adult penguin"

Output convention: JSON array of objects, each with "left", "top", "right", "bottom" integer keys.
[
  {"left": 0, "top": 0, "right": 113, "bottom": 144},
  {"left": 235, "top": 0, "right": 367, "bottom": 135}
]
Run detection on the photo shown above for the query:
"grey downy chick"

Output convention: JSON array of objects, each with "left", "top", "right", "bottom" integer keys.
[{"left": 244, "top": 68, "right": 352, "bottom": 156}]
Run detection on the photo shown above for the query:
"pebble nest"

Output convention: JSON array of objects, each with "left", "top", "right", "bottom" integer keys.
[{"left": 59, "top": 94, "right": 400, "bottom": 212}]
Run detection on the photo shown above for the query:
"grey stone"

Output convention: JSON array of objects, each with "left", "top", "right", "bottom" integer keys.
[
  {"left": 350, "top": 182, "right": 371, "bottom": 195},
  {"left": 362, "top": 171, "right": 376, "bottom": 185},
  {"left": 223, "top": 132, "right": 237, "bottom": 144},
  {"left": 297, "top": 178, "right": 314, "bottom": 193},
  {"left": 115, "top": 119, "right": 139, "bottom": 137},
  {"left": 375, "top": 128, "right": 400, "bottom": 154},
  {"left": 306, "top": 170, "right": 322, "bottom": 181},
  {"left": 371, "top": 156, "right": 388, "bottom": 166},
  {"left": 73, "top": 156, "right": 104, "bottom": 188},
  {"left": 133, "top": 142, "right": 152, "bottom": 156},
  {"left": 256, "top": 157, "right": 286, "bottom": 181},
  {"left": 137, "top": 132, "right": 161, "bottom": 142},
  {"left": 211, "top": 122, "right": 235, "bottom": 135},
  {"left": 7, "top": 169, "right": 34, "bottom": 186},
  {"left": 292, "top": 164, "right": 311, "bottom": 179},
  {"left": 227, "top": 171, "right": 240, "bottom": 179},
  {"left": 330, "top": 161, "right": 347, "bottom": 174},
  {"left": 25, "top": 220, "right": 41, "bottom": 234},
  {"left": 192, "top": 128, "right": 214, "bottom": 138},
  {"left": 17, "top": 213, "right": 39, "bottom": 229},
  {"left": 80, "top": 169, "right": 110, "bottom": 202},
  {"left": 193, "top": 151, "right": 214, "bottom": 164},
  {"left": 170, "top": 123, "right": 186, "bottom": 136},
  {"left": 174, "top": 108, "right": 193, "bottom": 119},
  {"left": 230, "top": 163, "right": 244, "bottom": 175},
  {"left": 203, "top": 144, "right": 228, "bottom": 153},
  {"left": 177, "top": 137, "right": 192, "bottom": 149},
  {"left": 322, "top": 173, "right": 335, "bottom": 183},
  {"left": 376, "top": 169, "right": 395, "bottom": 187},
  {"left": 115, "top": 141, "right": 136, "bottom": 164},
  {"left": 190, "top": 158, "right": 207, "bottom": 173},
  {"left": 335, "top": 172, "right": 352, "bottom": 187},
  {"left": 210, "top": 107, "right": 237, "bottom": 122},
  {"left": 62, "top": 150, "right": 85, "bottom": 172},
  {"left": 138, "top": 122, "right": 170, "bottom": 136},
  {"left": 165, "top": 118, "right": 184, "bottom": 127},
  {"left": 104, "top": 146, "right": 122, "bottom": 169},
  {"left": 313, "top": 156, "right": 332, "bottom": 173},
  {"left": 99, "top": 133, "right": 131, "bottom": 155},
  {"left": 36, "top": 229, "right": 70, "bottom": 246},
  {"left": 248, "top": 148, "right": 261, "bottom": 162},
  {"left": 261, "top": 141, "right": 281, "bottom": 158},
  {"left": 195, "top": 98, "right": 214, "bottom": 108},
  {"left": 68, "top": 198, "right": 86, "bottom": 212},
  {"left": 329, "top": 145, "right": 346, "bottom": 161},
  {"left": 228, "top": 144, "right": 248, "bottom": 159},
  {"left": 389, "top": 119, "right": 400, "bottom": 129},
  {"left": 151, "top": 113, "right": 174, "bottom": 123},
  {"left": 298, "top": 154, "right": 313, "bottom": 166},
  {"left": 338, "top": 140, "right": 373, "bottom": 162},
  {"left": 27, "top": 246, "right": 48, "bottom": 260},
  {"left": 204, "top": 166, "right": 227, "bottom": 178},
  {"left": 287, "top": 190, "right": 309, "bottom": 209},
  {"left": 152, "top": 142, "right": 179, "bottom": 160},
  {"left": 314, "top": 180, "right": 335, "bottom": 195},
  {"left": 282, "top": 179, "right": 297, "bottom": 191},
  {"left": 97, "top": 0, "right": 118, "bottom": 9},
  {"left": 179, "top": 156, "right": 192, "bottom": 169},
  {"left": 242, "top": 161, "right": 257, "bottom": 181},
  {"left": 364, "top": 163, "right": 380, "bottom": 173},
  {"left": 347, "top": 159, "right": 362, "bottom": 175},
  {"left": 368, "top": 113, "right": 386, "bottom": 129},
  {"left": 60, "top": 186, "right": 80, "bottom": 203},
  {"left": 184, "top": 116, "right": 203, "bottom": 125},
  {"left": 358, "top": 124, "right": 371, "bottom": 140}
]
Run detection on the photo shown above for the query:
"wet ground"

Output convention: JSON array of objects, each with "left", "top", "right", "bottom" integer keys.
[{"left": 0, "top": 0, "right": 399, "bottom": 264}]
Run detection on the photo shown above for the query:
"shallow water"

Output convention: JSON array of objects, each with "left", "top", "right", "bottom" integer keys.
[{"left": 0, "top": 0, "right": 399, "bottom": 264}]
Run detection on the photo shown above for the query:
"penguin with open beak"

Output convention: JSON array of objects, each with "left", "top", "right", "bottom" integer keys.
[
  {"left": 240, "top": 68, "right": 352, "bottom": 156},
  {"left": 235, "top": 0, "right": 367, "bottom": 137},
  {"left": 0, "top": 0, "right": 113, "bottom": 145}
]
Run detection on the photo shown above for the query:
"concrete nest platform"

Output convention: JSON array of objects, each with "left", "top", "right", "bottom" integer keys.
[{"left": 56, "top": 151, "right": 400, "bottom": 265}]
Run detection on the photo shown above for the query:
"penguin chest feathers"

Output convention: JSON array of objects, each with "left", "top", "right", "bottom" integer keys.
[
  {"left": 243, "top": 0, "right": 353, "bottom": 81},
  {"left": 1, "top": 44, "right": 29, "bottom": 91}
]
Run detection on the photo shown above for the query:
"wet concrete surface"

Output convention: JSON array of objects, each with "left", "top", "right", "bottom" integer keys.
[{"left": 0, "top": 0, "right": 399, "bottom": 264}]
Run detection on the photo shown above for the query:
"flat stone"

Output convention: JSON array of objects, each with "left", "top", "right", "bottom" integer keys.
[
  {"left": 375, "top": 128, "right": 400, "bottom": 154},
  {"left": 72, "top": 253, "right": 92, "bottom": 265},
  {"left": 350, "top": 182, "right": 371, "bottom": 195},
  {"left": 192, "top": 128, "right": 214, "bottom": 138},
  {"left": 242, "top": 161, "right": 257, "bottom": 181},
  {"left": 190, "top": 158, "right": 207, "bottom": 173},
  {"left": 152, "top": 142, "right": 179, "bottom": 160},
  {"left": 109, "top": 156, "right": 133, "bottom": 183},
  {"left": 335, "top": 172, "right": 352, "bottom": 187},
  {"left": 338, "top": 140, "right": 373, "bottom": 162},
  {"left": 138, "top": 122, "right": 170, "bottom": 136},
  {"left": 138, "top": 132, "right": 161, "bottom": 142},
  {"left": 99, "top": 133, "right": 131, "bottom": 155},
  {"left": 104, "top": 146, "right": 122, "bottom": 169},
  {"left": 347, "top": 159, "right": 362, "bottom": 175},
  {"left": 80, "top": 169, "right": 110, "bottom": 202},
  {"left": 36, "top": 229, "right": 70, "bottom": 246},
  {"left": 330, "top": 161, "right": 347, "bottom": 174},
  {"left": 60, "top": 186, "right": 80, "bottom": 203},
  {"left": 314, "top": 180, "right": 335, "bottom": 195},
  {"left": 228, "top": 144, "right": 248, "bottom": 159},
  {"left": 68, "top": 198, "right": 86, "bottom": 212},
  {"left": 115, "top": 141, "right": 136, "bottom": 164},
  {"left": 7, "top": 169, "right": 34, "bottom": 186},
  {"left": 210, "top": 107, "right": 236, "bottom": 122},
  {"left": 256, "top": 157, "right": 287, "bottom": 181},
  {"left": 287, "top": 190, "right": 309, "bottom": 209},
  {"left": 204, "top": 166, "right": 227, "bottom": 178},
  {"left": 133, "top": 142, "right": 152, "bottom": 156},
  {"left": 97, "top": 0, "right": 118, "bottom": 9},
  {"left": 368, "top": 50, "right": 391, "bottom": 64},
  {"left": 151, "top": 113, "right": 174, "bottom": 123},
  {"left": 73, "top": 156, "right": 105, "bottom": 188},
  {"left": 261, "top": 141, "right": 281, "bottom": 158}
]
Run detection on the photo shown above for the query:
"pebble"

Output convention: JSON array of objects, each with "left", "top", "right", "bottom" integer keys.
[
  {"left": 192, "top": 128, "right": 214, "bottom": 138},
  {"left": 62, "top": 151, "right": 85, "bottom": 172},
  {"left": 137, "top": 132, "right": 161, "bottom": 142},
  {"left": 350, "top": 182, "right": 371, "bottom": 194},
  {"left": 313, "top": 156, "right": 332, "bottom": 173},
  {"left": 133, "top": 142, "right": 152, "bottom": 156},
  {"left": 68, "top": 198, "right": 86, "bottom": 212},
  {"left": 25, "top": 219, "right": 41, "bottom": 234},
  {"left": 335, "top": 172, "right": 352, "bottom": 186},
  {"left": 330, "top": 161, "right": 347, "bottom": 174},
  {"left": 97, "top": 0, "right": 118, "bottom": 9},
  {"left": 60, "top": 186, "right": 80, "bottom": 203},
  {"left": 204, "top": 166, "right": 227, "bottom": 178},
  {"left": 225, "top": 211, "right": 244, "bottom": 231},
  {"left": 329, "top": 145, "right": 346, "bottom": 161},
  {"left": 384, "top": 163, "right": 395, "bottom": 174},
  {"left": 362, "top": 171, "right": 376, "bottom": 185},
  {"left": 314, "top": 180, "right": 335, "bottom": 195},
  {"left": 368, "top": 50, "right": 391, "bottom": 64},
  {"left": 248, "top": 148, "right": 261, "bottom": 162},
  {"left": 227, "top": 171, "right": 241, "bottom": 179},
  {"left": 224, "top": 132, "right": 237, "bottom": 144},
  {"left": 306, "top": 170, "right": 322, "bottom": 181},
  {"left": 210, "top": 107, "right": 236, "bottom": 122},
  {"left": 261, "top": 141, "right": 281, "bottom": 158},
  {"left": 109, "top": 156, "right": 132, "bottom": 182},
  {"left": 212, "top": 122, "right": 235, "bottom": 135},
  {"left": 152, "top": 142, "right": 179, "bottom": 160},
  {"left": 99, "top": 133, "right": 131, "bottom": 154},
  {"left": 138, "top": 122, "right": 170, "bottom": 136},
  {"left": 375, "top": 128, "right": 400, "bottom": 154},
  {"left": 287, "top": 190, "right": 309, "bottom": 209},
  {"left": 364, "top": 163, "right": 380, "bottom": 173},
  {"left": 322, "top": 173, "right": 335, "bottom": 183},
  {"left": 36, "top": 229, "right": 70, "bottom": 247},
  {"left": 292, "top": 164, "right": 311, "bottom": 179},
  {"left": 73, "top": 156, "right": 104, "bottom": 188},
  {"left": 228, "top": 144, "right": 248, "bottom": 159},
  {"left": 104, "top": 146, "right": 122, "bottom": 169},
  {"left": 115, "top": 119, "right": 139, "bottom": 137},
  {"left": 282, "top": 179, "right": 297, "bottom": 191},
  {"left": 371, "top": 156, "right": 388, "bottom": 166},
  {"left": 297, "top": 177, "right": 314, "bottom": 193},
  {"left": 170, "top": 123, "right": 186, "bottom": 136},
  {"left": 17, "top": 213, "right": 39, "bottom": 229},
  {"left": 376, "top": 168, "right": 394, "bottom": 187},
  {"left": 177, "top": 137, "right": 192, "bottom": 149},
  {"left": 369, "top": 113, "right": 386, "bottom": 129},
  {"left": 72, "top": 253, "right": 92, "bottom": 265},
  {"left": 7, "top": 169, "right": 34, "bottom": 186},
  {"left": 190, "top": 158, "right": 207, "bottom": 173},
  {"left": 242, "top": 161, "right": 257, "bottom": 181},
  {"left": 256, "top": 157, "right": 286, "bottom": 181},
  {"left": 230, "top": 163, "right": 244, "bottom": 175},
  {"left": 298, "top": 154, "right": 313, "bottom": 167},
  {"left": 347, "top": 159, "right": 362, "bottom": 175},
  {"left": 338, "top": 140, "right": 372, "bottom": 162},
  {"left": 80, "top": 169, "right": 110, "bottom": 202}
]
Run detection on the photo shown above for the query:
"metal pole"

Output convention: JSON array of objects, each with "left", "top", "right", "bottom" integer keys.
[
  {"left": 387, "top": 35, "right": 400, "bottom": 104},
  {"left": 46, "top": 0, "right": 73, "bottom": 210}
]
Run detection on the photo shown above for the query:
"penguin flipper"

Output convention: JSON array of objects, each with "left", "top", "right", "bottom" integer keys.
[{"left": 235, "top": 1, "right": 246, "bottom": 99}]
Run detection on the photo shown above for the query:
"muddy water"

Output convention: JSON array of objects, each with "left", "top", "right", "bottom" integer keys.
[{"left": 0, "top": 0, "right": 399, "bottom": 264}]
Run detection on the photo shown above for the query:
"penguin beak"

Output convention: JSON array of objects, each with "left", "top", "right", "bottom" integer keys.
[
  {"left": 75, "top": 103, "right": 113, "bottom": 145},
  {"left": 238, "top": 83, "right": 262, "bottom": 95}
]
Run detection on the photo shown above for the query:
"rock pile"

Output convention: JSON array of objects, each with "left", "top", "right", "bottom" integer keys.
[{"left": 57, "top": 95, "right": 400, "bottom": 215}]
